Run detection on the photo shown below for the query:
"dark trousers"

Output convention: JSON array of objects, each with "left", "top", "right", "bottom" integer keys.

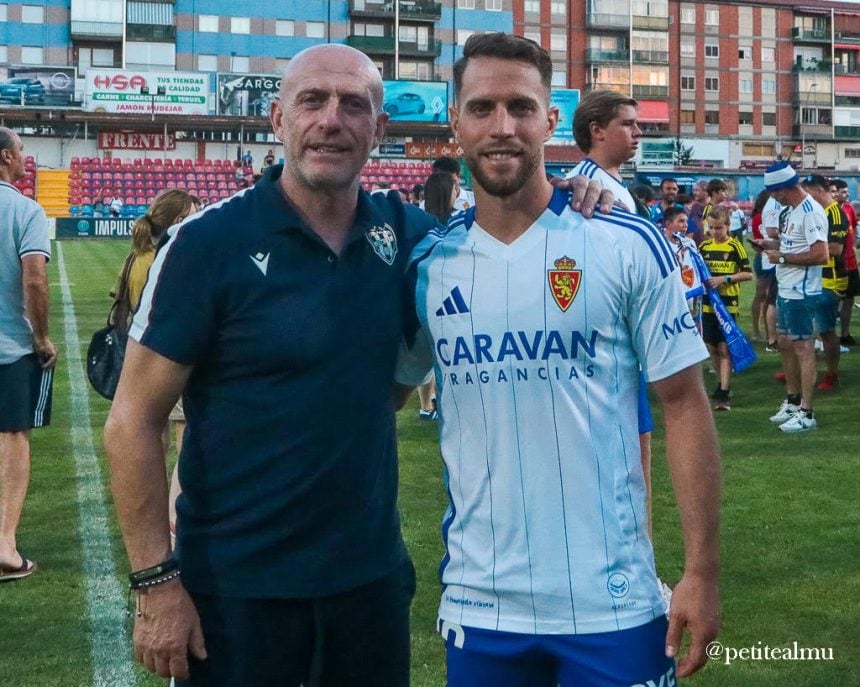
[{"left": 178, "top": 558, "right": 416, "bottom": 686}]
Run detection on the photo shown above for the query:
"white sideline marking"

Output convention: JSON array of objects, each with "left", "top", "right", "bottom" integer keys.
[{"left": 56, "top": 242, "right": 135, "bottom": 686}]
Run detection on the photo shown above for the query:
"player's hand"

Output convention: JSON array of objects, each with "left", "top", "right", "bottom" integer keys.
[
  {"left": 706, "top": 276, "right": 724, "bottom": 289},
  {"left": 34, "top": 335, "right": 57, "bottom": 369},
  {"left": 665, "top": 571, "right": 720, "bottom": 678},
  {"left": 133, "top": 578, "right": 207, "bottom": 680},
  {"left": 765, "top": 250, "right": 781, "bottom": 264},
  {"left": 551, "top": 175, "right": 615, "bottom": 217}
]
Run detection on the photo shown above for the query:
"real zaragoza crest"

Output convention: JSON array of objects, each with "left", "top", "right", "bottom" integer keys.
[
  {"left": 547, "top": 255, "right": 581, "bottom": 312},
  {"left": 366, "top": 223, "right": 398, "bottom": 266}
]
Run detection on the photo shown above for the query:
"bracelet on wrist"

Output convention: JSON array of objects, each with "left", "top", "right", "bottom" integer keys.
[{"left": 128, "top": 557, "right": 179, "bottom": 589}]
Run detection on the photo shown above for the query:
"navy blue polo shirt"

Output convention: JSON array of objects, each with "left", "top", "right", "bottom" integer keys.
[{"left": 130, "top": 165, "right": 438, "bottom": 598}]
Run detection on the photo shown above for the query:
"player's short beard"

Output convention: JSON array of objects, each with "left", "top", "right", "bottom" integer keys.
[{"left": 466, "top": 149, "right": 541, "bottom": 198}]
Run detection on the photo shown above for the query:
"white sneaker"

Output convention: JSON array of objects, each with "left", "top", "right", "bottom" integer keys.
[
  {"left": 814, "top": 339, "right": 824, "bottom": 351},
  {"left": 779, "top": 411, "right": 817, "bottom": 433},
  {"left": 769, "top": 401, "right": 800, "bottom": 423},
  {"left": 658, "top": 578, "right": 673, "bottom": 615}
]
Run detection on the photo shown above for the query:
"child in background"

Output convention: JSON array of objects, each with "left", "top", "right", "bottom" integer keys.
[{"left": 662, "top": 206, "right": 704, "bottom": 332}]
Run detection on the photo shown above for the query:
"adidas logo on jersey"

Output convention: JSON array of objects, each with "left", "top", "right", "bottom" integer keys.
[{"left": 436, "top": 286, "right": 470, "bottom": 317}]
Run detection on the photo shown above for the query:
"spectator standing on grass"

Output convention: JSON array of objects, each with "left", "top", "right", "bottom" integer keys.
[
  {"left": 397, "top": 34, "right": 720, "bottom": 685},
  {"left": 104, "top": 42, "right": 611, "bottom": 685},
  {"left": 687, "top": 180, "right": 709, "bottom": 245},
  {"left": 0, "top": 127, "right": 57, "bottom": 583},
  {"left": 751, "top": 162, "right": 828, "bottom": 433},
  {"left": 830, "top": 179, "right": 859, "bottom": 346},
  {"left": 801, "top": 175, "right": 849, "bottom": 392},
  {"left": 701, "top": 178, "right": 728, "bottom": 237},
  {"left": 650, "top": 177, "right": 684, "bottom": 228},
  {"left": 661, "top": 206, "right": 704, "bottom": 331},
  {"left": 749, "top": 190, "right": 777, "bottom": 346},
  {"left": 697, "top": 205, "right": 753, "bottom": 411}
]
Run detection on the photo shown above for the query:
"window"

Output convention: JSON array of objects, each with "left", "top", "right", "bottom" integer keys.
[
  {"left": 550, "top": 1, "right": 565, "bottom": 15},
  {"left": 680, "top": 40, "right": 695, "bottom": 58},
  {"left": 231, "top": 55, "right": 249, "bottom": 72},
  {"left": 681, "top": 76, "right": 695, "bottom": 91},
  {"left": 761, "top": 9, "right": 775, "bottom": 37},
  {"left": 738, "top": 7, "right": 752, "bottom": 36},
  {"left": 458, "top": 0, "right": 475, "bottom": 8},
  {"left": 633, "top": 0, "right": 668, "bottom": 17},
  {"left": 739, "top": 78, "right": 753, "bottom": 94},
  {"left": 21, "top": 47, "right": 44, "bottom": 64},
  {"left": 21, "top": 5, "right": 44, "bottom": 23},
  {"left": 680, "top": 109, "right": 696, "bottom": 124},
  {"left": 231, "top": 17, "right": 250, "bottom": 34},
  {"left": 762, "top": 112, "right": 776, "bottom": 126},
  {"left": 680, "top": 6, "right": 695, "bottom": 24},
  {"left": 761, "top": 46, "right": 774, "bottom": 63},
  {"left": 78, "top": 47, "right": 115, "bottom": 70},
  {"left": 457, "top": 30, "right": 475, "bottom": 46},
  {"left": 551, "top": 66, "right": 566, "bottom": 87},
  {"left": 738, "top": 46, "right": 751, "bottom": 60},
  {"left": 762, "top": 79, "right": 775, "bottom": 95},
  {"left": 705, "top": 110, "right": 719, "bottom": 125},
  {"left": 399, "top": 61, "right": 431, "bottom": 80},
  {"left": 739, "top": 111, "right": 753, "bottom": 125},
  {"left": 705, "top": 77, "right": 719, "bottom": 91},
  {"left": 550, "top": 33, "right": 566, "bottom": 52},
  {"left": 197, "top": 54, "right": 218, "bottom": 72},
  {"left": 524, "top": 31, "right": 541, "bottom": 45},
  {"left": 306, "top": 21, "right": 325, "bottom": 38},
  {"left": 0, "top": 5, "right": 6, "bottom": 21},
  {"left": 276, "top": 20, "right": 294, "bottom": 36},
  {"left": 275, "top": 58, "right": 290, "bottom": 73},
  {"left": 354, "top": 23, "right": 385, "bottom": 37},
  {"left": 198, "top": 15, "right": 218, "bottom": 32},
  {"left": 0, "top": 47, "right": 7, "bottom": 63},
  {"left": 704, "top": 8, "right": 719, "bottom": 25},
  {"left": 486, "top": 0, "right": 502, "bottom": 10},
  {"left": 704, "top": 44, "right": 718, "bottom": 58},
  {"left": 524, "top": 0, "right": 539, "bottom": 11}
]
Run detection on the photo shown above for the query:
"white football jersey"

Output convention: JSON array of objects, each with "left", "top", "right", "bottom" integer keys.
[
  {"left": 566, "top": 158, "right": 636, "bottom": 214},
  {"left": 397, "top": 188, "right": 708, "bottom": 635},
  {"left": 761, "top": 196, "right": 785, "bottom": 270},
  {"left": 777, "top": 196, "right": 828, "bottom": 300}
]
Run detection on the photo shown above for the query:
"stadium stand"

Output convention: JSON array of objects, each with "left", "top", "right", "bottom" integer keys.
[
  {"left": 12, "top": 155, "right": 37, "bottom": 200},
  {"left": 359, "top": 160, "right": 432, "bottom": 190}
]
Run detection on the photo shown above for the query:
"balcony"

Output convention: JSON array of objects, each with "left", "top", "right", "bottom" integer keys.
[
  {"left": 348, "top": 0, "right": 442, "bottom": 22},
  {"left": 585, "top": 81, "right": 630, "bottom": 95},
  {"left": 792, "top": 123, "right": 833, "bottom": 139},
  {"left": 586, "top": 12, "right": 629, "bottom": 30},
  {"left": 586, "top": 48, "right": 629, "bottom": 63},
  {"left": 792, "top": 26, "right": 830, "bottom": 43},
  {"left": 345, "top": 35, "right": 441, "bottom": 57},
  {"left": 71, "top": 20, "right": 122, "bottom": 40},
  {"left": 835, "top": 125, "right": 860, "bottom": 138},
  {"left": 631, "top": 49, "right": 668, "bottom": 64},
  {"left": 631, "top": 84, "right": 669, "bottom": 99},
  {"left": 632, "top": 15, "right": 669, "bottom": 31}
]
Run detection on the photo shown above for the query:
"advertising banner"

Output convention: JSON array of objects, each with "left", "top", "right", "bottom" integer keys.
[
  {"left": 549, "top": 88, "right": 580, "bottom": 142},
  {"left": 382, "top": 80, "right": 447, "bottom": 122},
  {"left": 404, "top": 141, "right": 462, "bottom": 159},
  {"left": 56, "top": 217, "right": 135, "bottom": 239},
  {"left": 84, "top": 70, "right": 208, "bottom": 115},
  {"left": 98, "top": 131, "right": 176, "bottom": 150},
  {"left": 217, "top": 73, "right": 281, "bottom": 117},
  {"left": 0, "top": 66, "right": 78, "bottom": 107}
]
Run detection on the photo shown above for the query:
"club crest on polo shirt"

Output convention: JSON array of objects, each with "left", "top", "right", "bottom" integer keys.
[
  {"left": 547, "top": 255, "right": 581, "bottom": 312},
  {"left": 366, "top": 223, "right": 398, "bottom": 266}
]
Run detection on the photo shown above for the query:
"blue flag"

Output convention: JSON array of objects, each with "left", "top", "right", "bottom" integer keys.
[{"left": 690, "top": 251, "right": 758, "bottom": 373}]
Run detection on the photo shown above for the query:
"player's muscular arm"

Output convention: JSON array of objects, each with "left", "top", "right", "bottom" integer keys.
[{"left": 651, "top": 365, "right": 721, "bottom": 678}]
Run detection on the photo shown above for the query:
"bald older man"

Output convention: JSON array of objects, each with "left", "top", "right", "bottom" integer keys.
[{"left": 106, "top": 44, "right": 611, "bottom": 685}]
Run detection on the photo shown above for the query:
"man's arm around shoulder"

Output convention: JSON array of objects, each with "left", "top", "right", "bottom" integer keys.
[
  {"left": 104, "top": 339, "right": 205, "bottom": 679},
  {"left": 651, "top": 364, "right": 720, "bottom": 678}
]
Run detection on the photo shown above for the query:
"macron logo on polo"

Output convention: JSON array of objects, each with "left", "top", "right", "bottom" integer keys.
[
  {"left": 436, "top": 286, "right": 470, "bottom": 317},
  {"left": 250, "top": 252, "right": 270, "bottom": 276}
]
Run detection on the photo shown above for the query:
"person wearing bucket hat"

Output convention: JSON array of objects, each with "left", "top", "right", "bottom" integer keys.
[{"left": 750, "top": 162, "right": 829, "bottom": 432}]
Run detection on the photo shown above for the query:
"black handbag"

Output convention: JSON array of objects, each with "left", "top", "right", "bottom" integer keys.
[{"left": 86, "top": 254, "right": 134, "bottom": 400}]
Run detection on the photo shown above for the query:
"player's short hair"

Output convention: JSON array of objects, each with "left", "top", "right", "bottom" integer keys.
[
  {"left": 660, "top": 177, "right": 678, "bottom": 190},
  {"left": 663, "top": 206, "right": 688, "bottom": 225},
  {"left": 707, "top": 179, "right": 728, "bottom": 195},
  {"left": 453, "top": 33, "right": 552, "bottom": 102},
  {"left": 830, "top": 178, "right": 848, "bottom": 191},
  {"left": 573, "top": 89, "right": 638, "bottom": 153},
  {"left": 707, "top": 205, "right": 731, "bottom": 225}
]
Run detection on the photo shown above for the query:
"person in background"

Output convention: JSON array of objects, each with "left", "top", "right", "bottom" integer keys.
[
  {"left": 0, "top": 127, "right": 57, "bottom": 582},
  {"left": 830, "top": 179, "right": 858, "bottom": 346},
  {"left": 241, "top": 149, "right": 253, "bottom": 168},
  {"left": 749, "top": 190, "right": 776, "bottom": 345},
  {"left": 261, "top": 149, "right": 275, "bottom": 172},
  {"left": 701, "top": 179, "right": 728, "bottom": 237},
  {"left": 662, "top": 206, "right": 704, "bottom": 331},
  {"left": 698, "top": 205, "right": 753, "bottom": 411},
  {"left": 728, "top": 201, "right": 747, "bottom": 241},
  {"left": 431, "top": 155, "right": 475, "bottom": 210},
  {"left": 411, "top": 183, "right": 424, "bottom": 206},
  {"left": 650, "top": 178, "right": 684, "bottom": 228},
  {"left": 687, "top": 181, "right": 709, "bottom": 245},
  {"left": 110, "top": 196, "right": 124, "bottom": 217}
]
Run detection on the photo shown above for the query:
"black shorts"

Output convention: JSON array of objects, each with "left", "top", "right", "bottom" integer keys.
[
  {"left": 846, "top": 269, "right": 860, "bottom": 298},
  {"left": 178, "top": 557, "right": 416, "bottom": 687},
  {"left": 702, "top": 311, "right": 726, "bottom": 345},
  {"left": 0, "top": 353, "right": 53, "bottom": 432},
  {"left": 764, "top": 270, "right": 779, "bottom": 305}
]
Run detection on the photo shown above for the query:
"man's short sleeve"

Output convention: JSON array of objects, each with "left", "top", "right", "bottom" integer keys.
[
  {"left": 18, "top": 203, "right": 51, "bottom": 261},
  {"left": 129, "top": 226, "right": 219, "bottom": 365},
  {"left": 626, "top": 241, "right": 708, "bottom": 383},
  {"left": 803, "top": 212, "right": 828, "bottom": 246}
]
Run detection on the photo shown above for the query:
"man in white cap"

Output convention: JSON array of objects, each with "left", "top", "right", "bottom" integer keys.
[{"left": 750, "top": 162, "right": 828, "bottom": 432}]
